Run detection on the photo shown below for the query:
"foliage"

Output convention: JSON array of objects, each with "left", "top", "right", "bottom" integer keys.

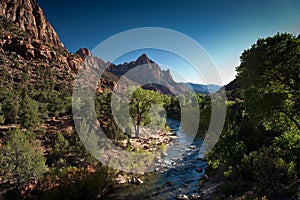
[
  {"left": 129, "top": 87, "right": 167, "bottom": 137},
  {"left": 0, "top": 129, "right": 46, "bottom": 186},
  {"left": 165, "top": 95, "right": 181, "bottom": 120},
  {"left": 20, "top": 94, "right": 41, "bottom": 130},
  {"left": 207, "top": 33, "right": 300, "bottom": 199},
  {"left": 78, "top": 118, "right": 99, "bottom": 159},
  {"left": 53, "top": 132, "right": 69, "bottom": 156},
  {"left": 237, "top": 33, "right": 299, "bottom": 131},
  {"left": 0, "top": 103, "right": 5, "bottom": 124},
  {"left": 0, "top": 90, "right": 20, "bottom": 124},
  {"left": 42, "top": 164, "right": 115, "bottom": 200}
]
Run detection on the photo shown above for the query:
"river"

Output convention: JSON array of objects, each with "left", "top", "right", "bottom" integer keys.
[{"left": 101, "top": 118, "right": 207, "bottom": 200}]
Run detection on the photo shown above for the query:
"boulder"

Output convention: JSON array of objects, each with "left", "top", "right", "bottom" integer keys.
[
  {"left": 177, "top": 194, "right": 189, "bottom": 200},
  {"left": 129, "top": 176, "right": 144, "bottom": 185}
]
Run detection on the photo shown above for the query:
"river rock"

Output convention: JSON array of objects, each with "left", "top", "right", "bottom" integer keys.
[
  {"left": 161, "top": 164, "right": 167, "bottom": 168},
  {"left": 190, "top": 194, "right": 202, "bottom": 199},
  {"left": 137, "top": 178, "right": 144, "bottom": 185},
  {"left": 162, "top": 152, "right": 168, "bottom": 157},
  {"left": 129, "top": 176, "right": 143, "bottom": 185},
  {"left": 164, "top": 160, "right": 172, "bottom": 165},
  {"left": 177, "top": 194, "right": 189, "bottom": 200},
  {"left": 115, "top": 176, "right": 127, "bottom": 184}
]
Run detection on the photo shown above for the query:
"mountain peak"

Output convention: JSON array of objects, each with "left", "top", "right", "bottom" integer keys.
[
  {"left": 76, "top": 48, "right": 92, "bottom": 59},
  {"left": 135, "top": 53, "right": 153, "bottom": 65},
  {"left": 0, "top": 0, "right": 64, "bottom": 48}
]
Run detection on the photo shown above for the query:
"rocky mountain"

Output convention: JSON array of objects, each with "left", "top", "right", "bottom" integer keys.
[
  {"left": 107, "top": 54, "right": 188, "bottom": 94},
  {"left": 107, "top": 54, "right": 173, "bottom": 82},
  {"left": 75, "top": 48, "right": 136, "bottom": 92},
  {"left": 0, "top": 14, "right": 76, "bottom": 89},
  {"left": 0, "top": 0, "right": 118, "bottom": 93},
  {"left": 0, "top": 0, "right": 64, "bottom": 48},
  {"left": 0, "top": 0, "right": 79, "bottom": 74},
  {"left": 0, "top": 0, "right": 218, "bottom": 96}
]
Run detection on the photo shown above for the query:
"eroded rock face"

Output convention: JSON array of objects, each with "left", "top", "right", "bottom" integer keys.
[{"left": 0, "top": 0, "right": 64, "bottom": 48}]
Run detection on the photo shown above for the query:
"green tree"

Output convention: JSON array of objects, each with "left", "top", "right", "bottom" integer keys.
[
  {"left": 237, "top": 33, "right": 300, "bottom": 184},
  {"left": 78, "top": 118, "right": 99, "bottom": 159},
  {"left": 0, "top": 103, "right": 5, "bottom": 124},
  {"left": 237, "top": 33, "right": 300, "bottom": 131},
  {"left": 1, "top": 92, "right": 20, "bottom": 124},
  {"left": 0, "top": 129, "right": 46, "bottom": 186},
  {"left": 207, "top": 33, "right": 300, "bottom": 198},
  {"left": 53, "top": 132, "right": 69, "bottom": 156},
  {"left": 20, "top": 95, "right": 41, "bottom": 130},
  {"left": 129, "top": 87, "right": 165, "bottom": 138}
]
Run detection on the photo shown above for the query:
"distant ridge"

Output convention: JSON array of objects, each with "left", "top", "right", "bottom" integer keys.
[{"left": 180, "top": 82, "right": 221, "bottom": 94}]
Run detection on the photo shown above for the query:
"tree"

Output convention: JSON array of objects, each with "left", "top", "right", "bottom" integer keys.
[
  {"left": 20, "top": 95, "right": 41, "bottom": 130},
  {"left": 1, "top": 90, "right": 20, "bottom": 124},
  {"left": 53, "top": 132, "right": 69, "bottom": 156},
  {"left": 0, "top": 103, "right": 5, "bottom": 124},
  {"left": 78, "top": 118, "right": 99, "bottom": 159},
  {"left": 207, "top": 33, "right": 300, "bottom": 198},
  {"left": 129, "top": 87, "right": 165, "bottom": 138},
  {"left": 0, "top": 129, "right": 46, "bottom": 187},
  {"left": 236, "top": 33, "right": 300, "bottom": 131}
]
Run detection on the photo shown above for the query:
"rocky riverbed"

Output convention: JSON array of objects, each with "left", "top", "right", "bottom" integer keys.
[{"left": 101, "top": 119, "right": 210, "bottom": 200}]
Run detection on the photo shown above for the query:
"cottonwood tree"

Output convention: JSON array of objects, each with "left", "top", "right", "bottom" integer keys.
[
  {"left": 237, "top": 33, "right": 300, "bottom": 131},
  {"left": 129, "top": 87, "right": 166, "bottom": 138}
]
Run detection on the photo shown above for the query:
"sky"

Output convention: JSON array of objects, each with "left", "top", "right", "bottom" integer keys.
[{"left": 36, "top": 0, "right": 300, "bottom": 85}]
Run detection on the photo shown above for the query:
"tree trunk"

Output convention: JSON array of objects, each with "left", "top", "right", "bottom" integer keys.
[
  {"left": 135, "top": 104, "right": 141, "bottom": 138},
  {"left": 135, "top": 124, "right": 139, "bottom": 138}
]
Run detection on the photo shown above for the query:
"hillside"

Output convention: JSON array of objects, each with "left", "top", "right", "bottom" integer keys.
[
  {"left": 180, "top": 82, "right": 221, "bottom": 94},
  {"left": 0, "top": 0, "right": 64, "bottom": 48}
]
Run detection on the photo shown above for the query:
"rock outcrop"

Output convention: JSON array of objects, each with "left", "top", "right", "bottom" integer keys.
[
  {"left": 0, "top": 0, "right": 189, "bottom": 95},
  {"left": 107, "top": 54, "right": 188, "bottom": 94},
  {"left": 0, "top": 0, "right": 64, "bottom": 48}
]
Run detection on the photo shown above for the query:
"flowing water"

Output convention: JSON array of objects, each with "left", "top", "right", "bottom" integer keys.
[{"left": 101, "top": 119, "right": 207, "bottom": 200}]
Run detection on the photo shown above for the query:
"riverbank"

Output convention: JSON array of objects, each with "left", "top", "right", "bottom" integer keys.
[
  {"left": 109, "top": 126, "right": 179, "bottom": 186},
  {"left": 101, "top": 119, "right": 209, "bottom": 200},
  {"left": 198, "top": 166, "right": 225, "bottom": 200}
]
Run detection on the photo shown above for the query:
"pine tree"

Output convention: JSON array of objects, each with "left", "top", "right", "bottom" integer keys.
[
  {"left": 0, "top": 129, "right": 46, "bottom": 186},
  {"left": 0, "top": 103, "right": 5, "bottom": 124},
  {"left": 20, "top": 95, "right": 40, "bottom": 130}
]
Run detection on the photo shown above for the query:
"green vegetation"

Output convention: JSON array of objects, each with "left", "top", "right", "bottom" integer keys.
[
  {"left": 0, "top": 21, "right": 116, "bottom": 198},
  {"left": 129, "top": 87, "right": 168, "bottom": 137},
  {"left": 205, "top": 33, "right": 300, "bottom": 199},
  {"left": 0, "top": 14, "right": 298, "bottom": 199},
  {"left": 0, "top": 129, "right": 46, "bottom": 187},
  {"left": 20, "top": 95, "right": 41, "bottom": 130}
]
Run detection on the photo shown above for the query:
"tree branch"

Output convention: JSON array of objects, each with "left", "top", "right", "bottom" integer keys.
[{"left": 279, "top": 110, "right": 300, "bottom": 130}]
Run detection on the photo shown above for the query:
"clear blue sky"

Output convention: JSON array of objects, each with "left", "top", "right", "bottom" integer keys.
[{"left": 37, "top": 0, "right": 300, "bottom": 85}]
